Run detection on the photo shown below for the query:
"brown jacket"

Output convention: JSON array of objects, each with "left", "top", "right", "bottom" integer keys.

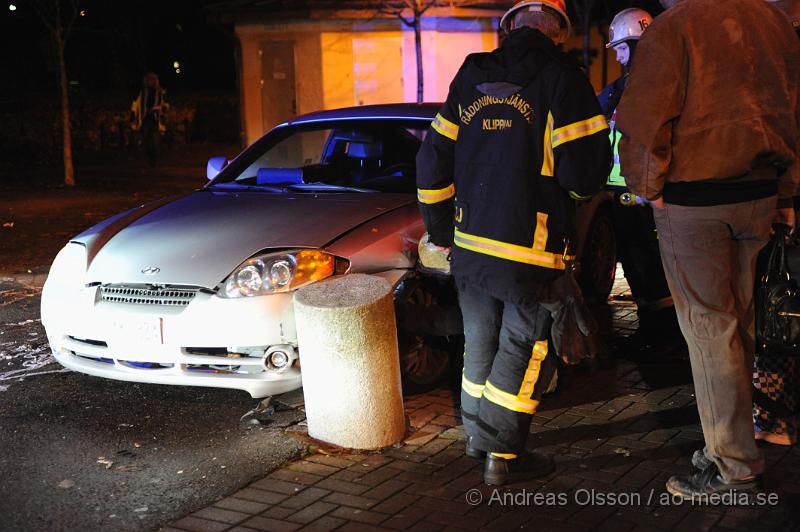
[{"left": 617, "top": 0, "right": 800, "bottom": 201}]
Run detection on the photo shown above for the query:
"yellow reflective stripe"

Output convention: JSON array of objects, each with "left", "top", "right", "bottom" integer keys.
[
  {"left": 482, "top": 342, "right": 548, "bottom": 414},
  {"left": 431, "top": 113, "right": 459, "bottom": 141},
  {"left": 417, "top": 183, "right": 455, "bottom": 204},
  {"left": 454, "top": 229, "right": 573, "bottom": 270},
  {"left": 541, "top": 111, "right": 554, "bottom": 177},
  {"left": 461, "top": 372, "right": 485, "bottom": 399},
  {"left": 518, "top": 340, "right": 548, "bottom": 398},
  {"left": 483, "top": 380, "right": 539, "bottom": 414},
  {"left": 533, "top": 212, "right": 548, "bottom": 252},
  {"left": 552, "top": 114, "right": 609, "bottom": 149},
  {"left": 490, "top": 453, "right": 518, "bottom": 459}
]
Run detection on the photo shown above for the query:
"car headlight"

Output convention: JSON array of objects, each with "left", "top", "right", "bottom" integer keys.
[
  {"left": 46, "top": 242, "right": 87, "bottom": 286},
  {"left": 219, "top": 250, "right": 345, "bottom": 298},
  {"left": 41, "top": 242, "right": 87, "bottom": 327}
]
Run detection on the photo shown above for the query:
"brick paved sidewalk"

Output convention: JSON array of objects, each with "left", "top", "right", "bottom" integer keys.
[{"left": 166, "top": 275, "right": 800, "bottom": 532}]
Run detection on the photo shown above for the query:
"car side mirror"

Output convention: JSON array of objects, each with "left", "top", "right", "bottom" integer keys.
[{"left": 206, "top": 156, "right": 228, "bottom": 180}]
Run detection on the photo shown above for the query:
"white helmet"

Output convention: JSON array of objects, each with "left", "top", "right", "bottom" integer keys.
[
  {"left": 500, "top": 0, "right": 572, "bottom": 43},
  {"left": 606, "top": 8, "right": 653, "bottom": 49}
]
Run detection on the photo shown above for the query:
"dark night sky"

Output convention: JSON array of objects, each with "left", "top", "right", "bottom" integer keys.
[
  {"left": 0, "top": 0, "right": 664, "bottom": 98},
  {"left": 0, "top": 0, "right": 236, "bottom": 96}
]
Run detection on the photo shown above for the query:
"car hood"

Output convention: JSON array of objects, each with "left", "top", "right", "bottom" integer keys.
[{"left": 75, "top": 190, "right": 414, "bottom": 288}]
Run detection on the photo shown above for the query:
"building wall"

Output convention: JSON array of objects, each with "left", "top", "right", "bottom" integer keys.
[
  {"left": 236, "top": 18, "right": 498, "bottom": 144},
  {"left": 236, "top": 18, "right": 614, "bottom": 145},
  {"left": 321, "top": 31, "right": 406, "bottom": 109},
  {"left": 237, "top": 24, "right": 325, "bottom": 146},
  {"left": 403, "top": 27, "right": 498, "bottom": 104}
]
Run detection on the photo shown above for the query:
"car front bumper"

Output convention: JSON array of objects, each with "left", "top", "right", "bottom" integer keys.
[{"left": 42, "top": 282, "right": 302, "bottom": 398}]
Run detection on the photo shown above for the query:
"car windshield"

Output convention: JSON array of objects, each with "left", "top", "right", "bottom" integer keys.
[{"left": 210, "top": 120, "right": 429, "bottom": 193}]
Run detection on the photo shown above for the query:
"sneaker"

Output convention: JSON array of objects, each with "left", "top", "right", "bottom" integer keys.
[
  {"left": 666, "top": 463, "right": 762, "bottom": 501},
  {"left": 484, "top": 451, "right": 554, "bottom": 486},
  {"left": 691, "top": 449, "right": 714, "bottom": 471},
  {"left": 465, "top": 436, "right": 486, "bottom": 459}
]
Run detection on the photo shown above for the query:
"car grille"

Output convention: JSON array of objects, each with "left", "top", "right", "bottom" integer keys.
[{"left": 100, "top": 284, "right": 200, "bottom": 307}]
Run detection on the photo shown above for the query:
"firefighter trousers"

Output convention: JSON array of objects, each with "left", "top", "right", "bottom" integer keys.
[{"left": 457, "top": 283, "right": 556, "bottom": 454}]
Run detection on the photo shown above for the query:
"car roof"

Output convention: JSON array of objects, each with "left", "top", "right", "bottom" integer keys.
[{"left": 284, "top": 103, "right": 441, "bottom": 126}]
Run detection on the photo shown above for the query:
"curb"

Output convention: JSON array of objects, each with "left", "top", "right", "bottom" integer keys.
[{"left": 1, "top": 273, "right": 48, "bottom": 288}]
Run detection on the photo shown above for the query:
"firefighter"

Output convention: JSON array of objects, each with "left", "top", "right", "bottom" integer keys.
[
  {"left": 600, "top": 9, "right": 676, "bottom": 346},
  {"left": 130, "top": 72, "right": 168, "bottom": 167},
  {"left": 416, "top": 0, "right": 611, "bottom": 486},
  {"left": 599, "top": 8, "right": 653, "bottom": 119}
]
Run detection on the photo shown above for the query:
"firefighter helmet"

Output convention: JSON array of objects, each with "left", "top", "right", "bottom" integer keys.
[
  {"left": 605, "top": 8, "right": 653, "bottom": 48},
  {"left": 500, "top": 0, "right": 572, "bottom": 43}
]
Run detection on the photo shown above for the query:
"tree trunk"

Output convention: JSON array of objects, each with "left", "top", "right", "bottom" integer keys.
[
  {"left": 582, "top": 17, "right": 591, "bottom": 71},
  {"left": 414, "top": 15, "right": 424, "bottom": 103},
  {"left": 56, "top": 30, "right": 75, "bottom": 187}
]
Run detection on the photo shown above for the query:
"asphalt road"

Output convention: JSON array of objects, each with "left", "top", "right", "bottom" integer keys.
[{"left": 0, "top": 281, "right": 308, "bottom": 532}]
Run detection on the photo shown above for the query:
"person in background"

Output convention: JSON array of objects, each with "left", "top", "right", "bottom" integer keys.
[
  {"left": 599, "top": 8, "right": 676, "bottom": 348},
  {"left": 416, "top": 0, "right": 611, "bottom": 486},
  {"left": 616, "top": 0, "right": 799, "bottom": 499},
  {"left": 599, "top": 8, "right": 651, "bottom": 116},
  {"left": 766, "top": 0, "right": 800, "bottom": 222},
  {"left": 131, "top": 72, "right": 168, "bottom": 167},
  {"left": 752, "top": 0, "right": 800, "bottom": 448}
]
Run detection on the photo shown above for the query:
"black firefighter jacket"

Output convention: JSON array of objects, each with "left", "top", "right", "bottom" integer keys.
[{"left": 416, "top": 28, "right": 612, "bottom": 303}]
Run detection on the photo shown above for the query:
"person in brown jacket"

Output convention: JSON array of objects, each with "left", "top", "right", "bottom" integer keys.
[{"left": 616, "top": 0, "right": 800, "bottom": 499}]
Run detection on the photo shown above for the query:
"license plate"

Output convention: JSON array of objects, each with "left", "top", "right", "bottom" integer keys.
[{"left": 107, "top": 317, "right": 163, "bottom": 346}]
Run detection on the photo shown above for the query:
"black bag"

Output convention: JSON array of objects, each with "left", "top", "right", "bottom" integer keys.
[
  {"left": 755, "top": 226, "right": 800, "bottom": 355},
  {"left": 539, "top": 241, "right": 608, "bottom": 365}
]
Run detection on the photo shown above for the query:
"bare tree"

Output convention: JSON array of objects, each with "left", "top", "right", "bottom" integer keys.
[
  {"left": 380, "top": 0, "right": 435, "bottom": 103},
  {"left": 31, "top": 0, "right": 81, "bottom": 187},
  {"left": 380, "top": 1, "right": 475, "bottom": 103},
  {"left": 571, "top": 0, "right": 598, "bottom": 71}
]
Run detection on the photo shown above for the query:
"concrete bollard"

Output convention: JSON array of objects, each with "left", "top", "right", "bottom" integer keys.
[{"left": 293, "top": 274, "right": 406, "bottom": 449}]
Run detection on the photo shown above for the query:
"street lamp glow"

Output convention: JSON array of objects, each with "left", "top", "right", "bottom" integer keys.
[
  {"left": 9, "top": 4, "right": 16, "bottom": 11},
  {"left": 173, "top": 61, "right": 180, "bottom": 69}
]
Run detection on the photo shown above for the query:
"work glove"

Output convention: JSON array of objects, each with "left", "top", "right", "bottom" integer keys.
[{"left": 418, "top": 233, "right": 451, "bottom": 275}]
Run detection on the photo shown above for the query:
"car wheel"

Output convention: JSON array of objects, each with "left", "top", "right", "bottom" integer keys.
[
  {"left": 579, "top": 205, "right": 617, "bottom": 302},
  {"left": 399, "top": 335, "right": 452, "bottom": 395},
  {"left": 394, "top": 275, "right": 459, "bottom": 395}
]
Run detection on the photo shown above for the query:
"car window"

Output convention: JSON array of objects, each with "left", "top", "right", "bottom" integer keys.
[
  {"left": 214, "top": 120, "right": 429, "bottom": 194},
  {"left": 409, "top": 128, "right": 428, "bottom": 142},
  {"left": 239, "top": 130, "right": 331, "bottom": 175}
]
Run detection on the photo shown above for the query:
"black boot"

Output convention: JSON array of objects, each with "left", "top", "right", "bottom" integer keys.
[
  {"left": 484, "top": 452, "right": 554, "bottom": 486},
  {"left": 666, "top": 463, "right": 762, "bottom": 501},
  {"left": 465, "top": 436, "right": 486, "bottom": 459}
]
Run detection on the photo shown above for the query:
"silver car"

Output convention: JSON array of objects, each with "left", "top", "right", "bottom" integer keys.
[{"left": 41, "top": 104, "right": 617, "bottom": 398}]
